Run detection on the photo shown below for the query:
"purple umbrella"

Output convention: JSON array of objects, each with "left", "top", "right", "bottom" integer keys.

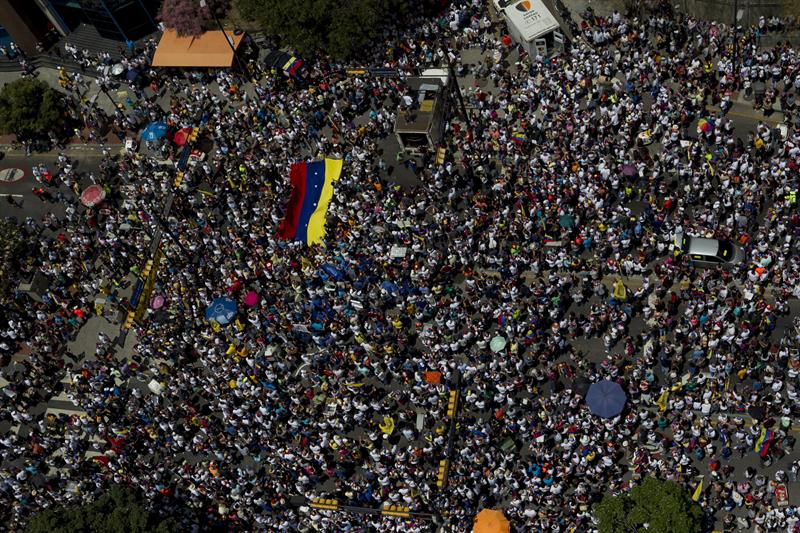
[
  {"left": 621, "top": 164, "right": 637, "bottom": 177},
  {"left": 586, "top": 380, "right": 626, "bottom": 418},
  {"left": 150, "top": 295, "right": 165, "bottom": 309}
]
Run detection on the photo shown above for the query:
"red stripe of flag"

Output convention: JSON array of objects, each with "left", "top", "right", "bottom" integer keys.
[
  {"left": 287, "top": 60, "right": 303, "bottom": 76},
  {"left": 277, "top": 162, "right": 307, "bottom": 240},
  {"left": 759, "top": 430, "right": 774, "bottom": 458}
]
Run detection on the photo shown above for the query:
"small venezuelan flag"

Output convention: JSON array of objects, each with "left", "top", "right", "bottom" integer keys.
[
  {"left": 511, "top": 131, "right": 526, "bottom": 144},
  {"left": 283, "top": 57, "right": 303, "bottom": 76},
  {"left": 754, "top": 427, "right": 774, "bottom": 458},
  {"left": 277, "top": 159, "right": 342, "bottom": 246}
]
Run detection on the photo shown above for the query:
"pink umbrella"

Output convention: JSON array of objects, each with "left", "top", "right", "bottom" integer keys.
[
  {"left": 150, "top": 295, "right": 165, "bottom": 309},
  {"left": 80, "top": 184, "right": 106, "bottom": 207},
  {"left": 244, "top": 291, "right": 259, "bottom": 307}
]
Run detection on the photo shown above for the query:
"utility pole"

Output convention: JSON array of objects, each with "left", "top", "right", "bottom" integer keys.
[
  {"left": 199, "top": 0, "right": 250, "bottom": 78},
  {"left": 99, "top": 83, "right": 119, "bottom": 111},
  {"left": 441, "top": 44, "right": 471, "bottom": 129},
  {"left": 732, "top": 0, "right": 739, "bottom": 88},
  {"left": 447, "top": 61, "right": 470, "bottom": 127}
]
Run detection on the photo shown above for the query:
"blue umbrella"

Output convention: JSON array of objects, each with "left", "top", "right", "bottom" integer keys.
[
  {"left": 585, "top": 380, "right": 626, "bottom": 418},
  {"left": 320, "top": 263, "right": 344, "bottom": 281},
  {"left": 380, "top": 280, "right": 399, "bottom": 295},
  {"left": 141, "top": 121, "right": 168, "bottom": 142},
  {"left": 126, "top": 68, "right": 139, "bottom": 82},
  {"left": 205, "top": 297, "right": 238, "bottom": 325}
]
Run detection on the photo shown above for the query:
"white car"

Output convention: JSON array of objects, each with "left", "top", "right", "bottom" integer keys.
[{"left": 676, "top": 233, "right": 746, "bottom": 268}]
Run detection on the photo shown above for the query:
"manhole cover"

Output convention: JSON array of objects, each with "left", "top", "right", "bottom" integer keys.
[{"left": 0, "top": 168, "right": 24, "bottom": 183}]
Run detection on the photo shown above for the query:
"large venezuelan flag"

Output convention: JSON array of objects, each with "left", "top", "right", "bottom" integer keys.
[{"left": 277, "top": 158, "right": 342, "bottom": 245}]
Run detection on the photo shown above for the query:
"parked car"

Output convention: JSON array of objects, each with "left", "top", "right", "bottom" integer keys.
[{"left": 675, "top": 233, "right": 746, "bottom": 267}]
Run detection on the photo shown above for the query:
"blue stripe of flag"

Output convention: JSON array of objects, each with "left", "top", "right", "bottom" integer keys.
[{"left": 295, "top": 160, "right": 326, "bottom": 243}]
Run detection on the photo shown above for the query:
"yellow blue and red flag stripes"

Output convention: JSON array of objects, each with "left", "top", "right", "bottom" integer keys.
[
  {"left": 754, "top": 427, "right": 775, "bottom": 458},
  {"left": 283, "top": 57, "right": 303, "bottom": 76},
  {"left": 277, "top": 158, "right": 342, "bottom": 245}
]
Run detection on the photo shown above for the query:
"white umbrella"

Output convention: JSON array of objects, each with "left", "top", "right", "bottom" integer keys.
[{"left": 490, "top": 336, "right": 507, "bottom": 353}]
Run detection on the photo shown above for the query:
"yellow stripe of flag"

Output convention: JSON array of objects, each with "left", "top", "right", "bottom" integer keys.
[
  {"left": 692, "top": 478, "right": 703, "bottom": 502},
  {"left": 306, "top": 158, "right": 342, "bottom": 245}
]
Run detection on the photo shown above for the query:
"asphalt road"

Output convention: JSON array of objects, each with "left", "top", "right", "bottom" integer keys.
[{"left": 0, "top": 153, "right": 106, "bottom": 222}]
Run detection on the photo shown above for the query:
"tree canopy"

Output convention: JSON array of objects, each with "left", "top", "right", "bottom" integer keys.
[
  {"left": 594, "top": 477, "right": 703, "bottom": 533},
  {"left": 24, "top": 485, "right": 178, "bottom": 533},
  {"left": 158, "top": 0, "right": 230, "bottom": 37},
  {"left": 0, "top": 217, "right": 24, "bottom": 293},
  {"left": 0, "top": 78, "right": 66, "bottom": 140},
  {"left": 236, "top": 0, "right": 407, "bottom": 58}
]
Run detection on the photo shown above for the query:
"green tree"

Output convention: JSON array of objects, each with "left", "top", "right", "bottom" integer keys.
[
  {"left": 25, "top": 485, "right": 178, "bottom": 533},
  {"left": 0, "top": 217, "right": 24, "bottom": 288},
  {"left": 594, "top": 477, "right": 702, "bottom": 533},
  {"left": 0, "top": 78, "right": 66, "bottom": 140},
  {"left": 237, "top": 0, "right": 406, "bottom": 58}
]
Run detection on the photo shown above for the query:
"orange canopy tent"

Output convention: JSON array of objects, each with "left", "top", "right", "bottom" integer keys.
[
  {"left": 152, "top": 29, "right": 245, "bottom": 68},
  {"left": 474, "top": 509, "right": 510, "bottom": 533}
]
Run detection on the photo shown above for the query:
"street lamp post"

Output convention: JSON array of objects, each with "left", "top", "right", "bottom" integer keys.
[
  {"left": 441, "top": 45, "right": 471, "bottom": 130},
  {"left": 732, "top": 0, "right": 739, "bottom": 88},
  {"left": 100, "top": 84, "right": 118, "bottom": 111},
  {"left": 199, "top": 0, "right": 249, "bottom": 77}
]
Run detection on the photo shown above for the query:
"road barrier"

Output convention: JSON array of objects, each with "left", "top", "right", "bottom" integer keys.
[
  {"left": 436, "top": 459, "right": 450, "bottom": 489},
  {"left": 310, "top": 498, "right": 338, "bottom": 511},
  {"left": 297, "top": 498, "right": 435, "bottom": 521},
  {"left": 382, "top": 503, "right": 411, "bottom": 518},
  {"left": 173, "top": 171, "right": 185, "bottom": 188},
  {"left": 446, "top": 389, "right": 459, "bottom": 418}
]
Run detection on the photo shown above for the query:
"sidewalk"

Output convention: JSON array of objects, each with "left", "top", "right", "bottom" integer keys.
[
  {"left": 0, "top": 64, "right": 159, "bottom": 154},
  {"left": 727, "top": 88, "right": 787, "bottom": 119},
  {"left": 711, "top": 100, "right": 786, "bottom": 126},
  {"left": 660, "top": 79, "right": 787, "bottom": 125},
  {"left": 0, "top": 68, "right": 121, "bottom": 115},
  {"left": 0, "top": 137, "right": 122, "bottom": 156}
]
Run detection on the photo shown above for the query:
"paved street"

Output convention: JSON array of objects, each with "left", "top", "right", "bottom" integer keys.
[
  {"left": 2, "top": 2, "right": 800, "bottom": 532},
  {"left": 0, "top": 153, "right": 106, "bottom": 221}
]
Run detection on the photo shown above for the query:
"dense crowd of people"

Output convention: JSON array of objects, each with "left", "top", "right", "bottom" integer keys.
[{"left": 2, "top": 0, "right": 800, "bottom": 531}]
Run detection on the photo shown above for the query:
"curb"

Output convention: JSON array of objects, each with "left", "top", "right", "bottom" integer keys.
[{"left": 0, "top": 143, "right": 123, "bottom": 156}]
